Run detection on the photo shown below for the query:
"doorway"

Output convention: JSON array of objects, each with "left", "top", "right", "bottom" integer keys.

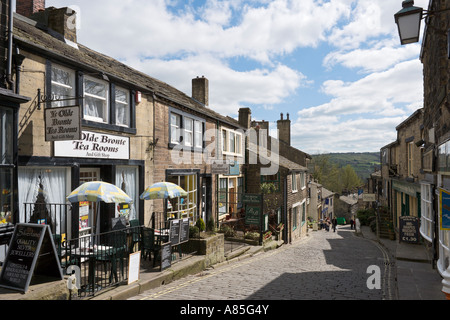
[{"left": 79, "top": 168, "right": 100, "bottom": 237}]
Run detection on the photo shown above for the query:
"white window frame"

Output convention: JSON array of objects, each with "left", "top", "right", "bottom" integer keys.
[
  {"left": 184, "top": 117, "right": 194, "bottom": 147},
  {"left": 83, "top": 75, "right": 109, "bottom": 123},
  {"left": 51, "top": 64, "right": 76, "bottom": 108},
  {"left": 115, "top": 86, "right": 130, "bottom": 127},
  {"left": 420, "top": 183, "right": 434, "bottom": 243},
  {"left": 291, "top": 173, "right": 298, "bottom": 192},
  {"left": 170, "top": 112, "right": 181, "bottom": 144},
  {"left": 194, "top": 120, "right": 203, "bottom": 148},
  {"left": 222, "top": 128, "right": 243, "bottom": 157},
  {"left": 300, "top": 172, "right": 306, "bottom": 189}
]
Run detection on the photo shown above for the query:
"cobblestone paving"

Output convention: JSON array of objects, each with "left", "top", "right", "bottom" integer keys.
[{"left": 129, "top": 225, "right": 396, "bottom": 301}]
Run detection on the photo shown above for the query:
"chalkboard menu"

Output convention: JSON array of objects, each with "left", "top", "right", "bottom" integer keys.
[
  {"left": 160, "top": 242, "right": 172, "bottom": 271},
  {"left": 0, "top": 224, "right": 63, "bottom": 293},
  {"left": 169, "top": 219, "right": 180, "bottom": 245},
  {"left": 180, "top": 218, "right": 190, "bottom": 243},
  {"left": 399, "top": 216, "right": 420, "bottom": 244}
]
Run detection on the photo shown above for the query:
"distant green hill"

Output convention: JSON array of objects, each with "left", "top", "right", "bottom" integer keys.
[{"left": 311, "top": 152, "right": 380, "bottom": 181}]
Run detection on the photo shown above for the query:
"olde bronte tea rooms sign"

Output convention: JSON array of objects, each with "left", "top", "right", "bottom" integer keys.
[{"left": 54, "top": 130, "right": 130, "bottom": 160}]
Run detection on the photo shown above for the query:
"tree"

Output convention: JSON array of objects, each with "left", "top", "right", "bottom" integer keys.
[
  {"left": 311, "top": 155, "right": 362, "bottom": 194},
  {"left": 339, "top": 164, "right": 362, "bottom": 192}
]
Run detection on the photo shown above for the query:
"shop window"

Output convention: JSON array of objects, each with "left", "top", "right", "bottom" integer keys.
[
  {"left": 115, "top": 166, "right": 138, "bottom": 221},
  {"left": 167, "top": 174, "right": 197, "bottom": 221},
  {"left": 0, "top": 109, "right": 13, "bottom": 165},
  {"left": 18, "top": 167, "right": 69, "bottom": 235},
  {"left": 0, "top": 168, "right": 13, "bottom": 223},
  {"left": 218, "top": 178, "right": 227, "bottom": 215},
  {"left": 261, "top": 173, "right": 280, "bottom": 191},
  {"left": 218, "top": 176, "right": 244, "bottom": 217}
]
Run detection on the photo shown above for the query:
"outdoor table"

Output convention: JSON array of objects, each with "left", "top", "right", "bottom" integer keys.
[{"left": 71, "top": 245, "right": 114, "bottom": 292}]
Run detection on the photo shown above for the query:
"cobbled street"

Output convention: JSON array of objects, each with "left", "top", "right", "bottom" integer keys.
[{"left": 129, "top": 225, "right": 397, "bottom": 301}]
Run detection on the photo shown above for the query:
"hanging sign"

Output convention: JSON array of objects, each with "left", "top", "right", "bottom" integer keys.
[
  {"left": 54, "top": 130, "right": 130, "bottom": 160},
  {"left": 0, "top": 224, "right": 63, "bottom": 293},
  {"left": 45, "top": 105, "right": 81, "bottom": 141}
]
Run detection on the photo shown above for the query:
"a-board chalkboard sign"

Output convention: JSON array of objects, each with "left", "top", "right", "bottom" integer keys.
[
  {"left": 0, "top": 223, "right": 63, "bottom": 293},
  {"left": 180, "top": 218, "right": 190, "bottom": 243},
  {"left": 169, "top": 219, "right": 180, "bottom": 245},
  {"left": 399, "top": 216, "right": 420, "bottom": 244},
  {"left": 160, "top": 242, "right": 172, "bottom": 271}
]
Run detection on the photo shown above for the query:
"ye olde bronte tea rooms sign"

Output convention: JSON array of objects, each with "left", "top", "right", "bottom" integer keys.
[{"left": 54, "top": 130, "right": 130, "bottom": 160}]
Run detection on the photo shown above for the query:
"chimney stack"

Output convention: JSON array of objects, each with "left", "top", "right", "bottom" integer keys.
[
  {"left": 17, "top": 1, "right": 78, "bottom": 44},
  {"left": 277, "top": 112, "right": 291, "bottom": 146},
  {"left": 16, "top": 0, "right": 45, "bottom": 18},
  {"left": 192, "top": 76, "right": 209, "bottom": 107},
  {"left": 238, "top": 107, "right": 251, "bottom": 129}
]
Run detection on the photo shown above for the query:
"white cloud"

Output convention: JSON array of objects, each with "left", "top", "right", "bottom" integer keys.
[{"left": 45, "top": 0, "right": 426, "bottom": 153}]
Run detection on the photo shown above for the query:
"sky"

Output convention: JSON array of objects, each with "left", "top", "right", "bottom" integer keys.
[{"left": 43, "top": 0, "right": 429, "bottom": 155}]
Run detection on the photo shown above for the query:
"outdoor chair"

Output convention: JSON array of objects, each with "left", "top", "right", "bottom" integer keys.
[
  {"left": 129, "top": 219, "right": 141, "bottom": 253},
  {"left": 141, "top": 227, "right": 161, "bottom": 267}
]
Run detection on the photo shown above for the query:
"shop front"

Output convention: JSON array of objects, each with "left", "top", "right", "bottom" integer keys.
[
  {"left": 0, "top": 89, "right": 30, "bottom": 263},
  {"left": 18, "top": 130, "right": 144, "bottom": 241}
]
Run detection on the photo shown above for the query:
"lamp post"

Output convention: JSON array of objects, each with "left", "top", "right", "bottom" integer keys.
[{"left": 394, "top": 0, "right": 423, "bottom": 45}]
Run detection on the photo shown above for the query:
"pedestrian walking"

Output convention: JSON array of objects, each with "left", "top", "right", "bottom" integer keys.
[
  {"left": 332, "top": 217, "right": 337, "bottom": 232},
  {"left": 350, "top": 217, "right": 354, "bottom": 230}
]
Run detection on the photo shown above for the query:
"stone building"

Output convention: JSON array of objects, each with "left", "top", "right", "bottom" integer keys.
[
  {"left": 243, "top": 112, "right": 310, "bottom": 243},
  {"left": 418, "top": 0, "right": 450, "bottom": 280},
  {"left": 9, "top": 1, "right": 247, "bottom": 241}
]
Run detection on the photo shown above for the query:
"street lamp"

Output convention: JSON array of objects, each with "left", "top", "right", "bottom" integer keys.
[
  {"left": 394, "top": 0, "right": 450, "bottom": 45},
  {"left": 394, "top": 0, "right": 423, "bottom": 45}
]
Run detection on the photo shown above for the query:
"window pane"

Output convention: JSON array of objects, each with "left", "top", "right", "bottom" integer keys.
[
  {"left": 51, "top": 66, "right": 75, "bottom": 107},
  {"left": 170, "top": 113, "right": 181, "bottom": 144},
  {"left": 115, "top": 88, "right": 129, "bottom": 127},
  {"left": 229, "top": 132, "right": 235, "bottom": 153},
  {"left": 222, "top": 131, "right": 227, "bottom": 151},
  {"left": 185, "top": 118, "right": 193, "bottom": 146},
  {"left": 83, "top": 77, "right": 108, "bottom": 123},
  {"left": 0, "top": 109, "right": 13, "bottom": 165},
  {"left": 194, "top": 121, "right": 202, "bottom": 148}
]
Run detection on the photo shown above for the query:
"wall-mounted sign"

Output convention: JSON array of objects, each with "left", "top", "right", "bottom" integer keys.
[
  {"left": 440, "top": 188, "right": 450, "bottom": 231},
  {"left": 45, "top": 106, "right": 81, "bottom": 141},
  {"left": 54, "top": 130, "right": 130, "bottom": 160},
  {"left": 363, "top": 194, "right": 376, "bottom": 202}
]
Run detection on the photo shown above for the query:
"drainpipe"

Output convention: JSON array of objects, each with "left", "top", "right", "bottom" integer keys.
[{"left": 5, "top": 0, "right": 14, "bottom": 91}]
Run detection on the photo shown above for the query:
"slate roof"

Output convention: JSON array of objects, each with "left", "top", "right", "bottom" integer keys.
[{"left": 12, "top": 12, "right": 242, "bottom": 129}]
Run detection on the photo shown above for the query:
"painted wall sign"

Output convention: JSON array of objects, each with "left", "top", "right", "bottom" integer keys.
[
  {"left": 54, "top": 130, "right": 130, "bottom": 159},
  {"left": 440, "top": 188, "right": 450, "bottom": 231},
  {"left": 45, "top": 105, "right": 81, "bottom": 141}
]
